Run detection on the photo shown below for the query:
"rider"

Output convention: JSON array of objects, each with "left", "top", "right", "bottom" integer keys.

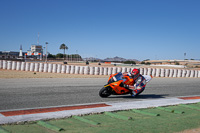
[{"left": 123, "top": 68, "right": 147, "bottom": 97}]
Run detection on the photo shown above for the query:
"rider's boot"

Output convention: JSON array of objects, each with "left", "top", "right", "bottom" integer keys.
[{"left": 130, "top": 91, "right": 136, "bottom": 97}]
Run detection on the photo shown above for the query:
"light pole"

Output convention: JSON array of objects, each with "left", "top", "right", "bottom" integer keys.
[
  {"left": 45, "top": 42, "right": 48, "bottom": 63},
  {"left": 184, "top": 53, "right": 186, "bottom": 68}
]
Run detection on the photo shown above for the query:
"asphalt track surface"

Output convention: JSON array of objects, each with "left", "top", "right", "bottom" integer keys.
[{"left": 0, "top": 78, "right": 200, "bottom": 111}]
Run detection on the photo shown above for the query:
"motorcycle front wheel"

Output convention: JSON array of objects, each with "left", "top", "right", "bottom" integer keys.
[{"left": 99, "top": 87, "right": 112, "bottom": 98}]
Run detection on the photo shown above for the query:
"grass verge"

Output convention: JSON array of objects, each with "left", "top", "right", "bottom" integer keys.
[{"left": 1, "top": 103, "right": 200, "bottom": 133}]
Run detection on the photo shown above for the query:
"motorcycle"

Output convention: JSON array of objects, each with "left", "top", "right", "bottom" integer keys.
[{"left": 99, "top": 72, "right": 152, "bottom": 98}]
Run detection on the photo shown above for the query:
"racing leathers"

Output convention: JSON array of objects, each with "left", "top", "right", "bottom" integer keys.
[{"left": 123, "top": 72, "right": 146, "bottom": 96}]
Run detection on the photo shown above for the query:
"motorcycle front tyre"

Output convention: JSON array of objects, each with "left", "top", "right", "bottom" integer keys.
[{"left": 99, "top": 87, "right": 112, "bottom": 98}]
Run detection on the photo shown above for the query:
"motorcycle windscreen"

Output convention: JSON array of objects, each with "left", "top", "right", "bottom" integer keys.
[{"left": 113, "top": 72, "right": 126, "bottom": 82}]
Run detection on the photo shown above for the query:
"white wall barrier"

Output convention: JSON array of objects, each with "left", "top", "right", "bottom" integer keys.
[
  {"left": 34, "top": 63, "right": 39, "bottom": 72},
  {"left": 107, "top": 67, "right": 111, "bottom": 75},
  {"left": 182, "top": 69, "right": 186, "bottom": 77},
  {"left": 169, "top": 69, "right": 173, "bottom": 77},
  {"left": 155, "top": 68, "right": 160, "bottom": 77},
  {"left": 194, "top": 70, "right": 198, "bottom": 78},
  {"left": 177, "top": 69, "right": 182, "bottom": 77},
  {"left": 21, "top": 62, "right": 25, "bottom": 71},
  {"left": 190, "top": 70, "right": 194, "bottom": 78},
  {"left": 52, "top": 64, "right": 57, "bottom": 73},
  {"left": 0, "top": 60, "right": 2, "bottom": 69},
  {"left": 198, "top": 71, "right": 200, "bottom": 78},
  {"left": 61, "top": 65, "right": 66, "bottom": 73},
  {"left": 185, "top": 70, "right": 190, "bottom": 77},
  {"left": 165, "top": 69, "right": 169, "bottom": 77},
  {"left": 140, "top": 68, "right": 144, "bottom": 75},
  {"left": 112, "top": 67, "right": 117, "bottom": 74},
  {"left": 30, "top": 63, "right": 34, "bottom": 71},
  {"left": 89, "top": 67, "right": 94, "bottom": 75},
  {"left": 75, "top": 66, "right": 80, "bottom": 74},
  {"left": 160, "top": 68, "right": 165, "bottom": 77},
  {"left": 79, "top": 66, "right": 84, "bottom": 74},
  {"left": 3, "top": 60, "right": 7, "bottom": 69},
  {"left": 66, "top": 65, "right": 70, "bottom": 74},
  {"left": 122, "top": 67, "right": 126, "bottom": 73},
  {"left": 173, "top": 69, "right": 177, "bottom": 77},
  {"left": 126, "top": 68, "right": 132, "bottom": 73},
  {"left": 39, "top": 63, "right": 44, "bottom": 72},
  {"left": 99, "top": 67, "right": 104, "bottom": 75},
  {"left": 11, "top": 61, "right": 16, "bottom": 70},
  {"left": 70, "top": 65, "right": 75, "bottom": 74},
  {"left": 84, "top": 66, "right": 89, "bottom": 75},
  {"left": 103, "top": 67, "right": 108, "bottom": 75},
  {"left": 95, "top": 67, "right": 99, "bottom": 75},
  {"left": 151, "top": 68, "right": 156, "bottom": 77},
  {"left": 117, "top": 67, "right": 122, "bottom": 73},
  {"left": 57, "top": 64, "right": 61, "bottom": 73},
  {"left": 147, "top": 68, "right": 152, "bottom": 76},
  {"left": 25, "top": 62, "right": 30, "bottom": 71},
  {"left": 43, "top": 63, "right": 48, "bottom": 72},
  {"left": 2, "top": 60, "right": 200, "bottom": 78},
  {"left": 48, "top": 64, "right": 53, "bottom": 73},
  {"left": 7, "top": 61, "right": 12, "bottom": 70},
  {"left": 143, "top": 68, "right": 147, "bottom": 75},
  {"left": 16, "top": 62, "right": 21, "bottom": 70}
]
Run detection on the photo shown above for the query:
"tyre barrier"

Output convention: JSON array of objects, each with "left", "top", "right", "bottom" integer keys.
[
  {"left": 70, "top": 65, "right": 75, "bottom": 74},
  {"left": 7, "top": 61, "right": 12, "bottom": 70},
  {"left": 0, "top": 60, "right": 2, "bottom": 69},
  {"left": 16, "top": 62, "right": 21, "bottom": 71},
  {"left": 89, "top": 67, "right": 94, "bottom": 75},
  {"left": 43, "top": 63, "right": 48, "bottom": 72},
  {"left": 21, "top": 62, "right": 25, "bottom": 71},
  {"left": 99, "top": 67, "right": 104, "bottom": 75},
  {"left": 75, "top": 66, "right": 80, "bottom": 74},
  {"left": 25, "top": 63, "right": 30, "bottom": 71},
  {"left": 66, "top": 65, "right": 70, "bottom": 74},
  {"left": 52, "top": 64, "right": 57, "bottom": 73},
  {"left": 0, "top": 60, "right": 200, "bottom": 78},
  {"left": 39, "top": 63, "right": 44, "bottom": 72},
  {"left": 95, "top": 67, "right": 99, "bottom": 75},
  {"left": 79, "top": 66, "right": 84, "bottom": 74},
  {"left": 61, "top": 65, "right": 66, "bottom": 73}
]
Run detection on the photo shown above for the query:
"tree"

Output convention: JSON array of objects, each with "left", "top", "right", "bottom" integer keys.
[
  {"left": 48, "top": 53, "right": 56, "bottom": 59},
  {"left": 59, "top": 43, "right": 68, "bottom": 60},
  {"left": 56, "top": 53, "right": 64, "bottom": 58}
]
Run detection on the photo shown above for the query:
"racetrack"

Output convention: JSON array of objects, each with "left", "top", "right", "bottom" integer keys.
[{"left": 0, "top": 78, "right": 200, "bottom": 111}]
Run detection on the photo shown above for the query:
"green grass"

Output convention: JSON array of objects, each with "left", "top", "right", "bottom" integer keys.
[{"left": 1, "top": 103, "right": 200, "bottom": 133}]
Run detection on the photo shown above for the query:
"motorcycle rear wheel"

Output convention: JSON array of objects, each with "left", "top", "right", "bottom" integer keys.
[{"left": 99, "top": 87, "right": 111, "bottom": 98}]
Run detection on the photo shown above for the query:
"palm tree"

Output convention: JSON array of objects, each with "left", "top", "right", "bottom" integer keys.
[{"left": 60, "top": 43, "right": 68, "bottom": 60}]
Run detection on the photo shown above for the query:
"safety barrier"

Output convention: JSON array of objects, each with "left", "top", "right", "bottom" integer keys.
[{"left": 0, "top": 60, "right": 200, "bottom": 78}]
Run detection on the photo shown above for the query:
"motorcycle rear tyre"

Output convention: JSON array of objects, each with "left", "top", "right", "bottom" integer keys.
[{"left": 99, "top": 87, "right": 111, "bottom": 98}]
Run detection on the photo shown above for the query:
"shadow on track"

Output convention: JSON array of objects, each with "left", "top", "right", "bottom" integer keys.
[{"left": 107, "top": 94, "right": 168, "bottom": 99}]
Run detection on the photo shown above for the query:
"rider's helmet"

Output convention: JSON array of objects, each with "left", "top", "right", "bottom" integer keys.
[{"left": 131, "top": 69, "right": 140, "bottom": 79}]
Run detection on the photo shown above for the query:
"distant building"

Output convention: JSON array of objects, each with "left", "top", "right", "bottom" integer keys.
[
  {"left": 0, "top": 51, "right": 26, "bottom": 59},
  {"left": 31, "top": 45, "right": 43, "bottom": 53},
  {"left": 26, "top": 44, "right": 43, "bottom": 59}
]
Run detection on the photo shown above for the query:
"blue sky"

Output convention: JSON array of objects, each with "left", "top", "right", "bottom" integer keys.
[{"left": 0, "top": 0, "right": 200, "bottom": 61}]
